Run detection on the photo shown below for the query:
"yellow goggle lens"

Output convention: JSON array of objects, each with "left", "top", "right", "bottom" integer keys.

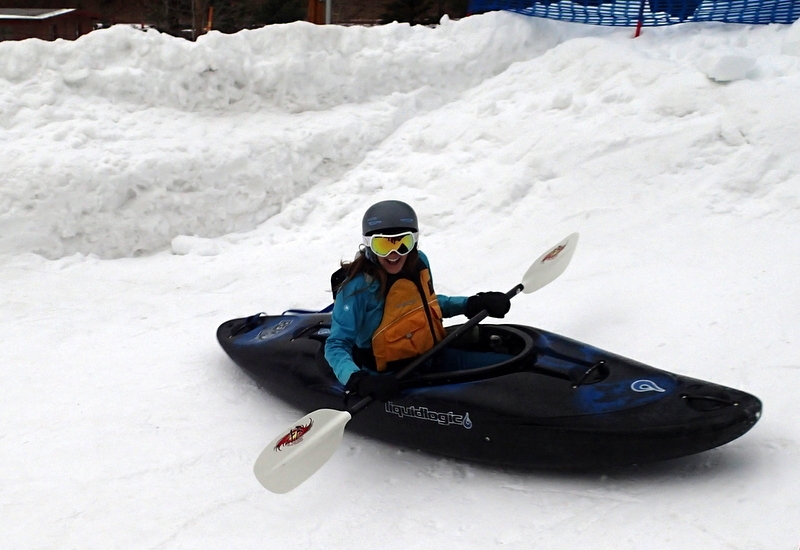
[{"left": 367, "top": 232, "right": 417, "bottom": 257}]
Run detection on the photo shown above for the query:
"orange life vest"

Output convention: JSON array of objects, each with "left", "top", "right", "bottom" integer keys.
[{"left": 371, "top": 265, "right": 447, "bottom": 371}]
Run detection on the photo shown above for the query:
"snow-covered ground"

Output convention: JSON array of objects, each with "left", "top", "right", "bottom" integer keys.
[{"left": 1, "top": 12, "right": 799, "bottom": 549}]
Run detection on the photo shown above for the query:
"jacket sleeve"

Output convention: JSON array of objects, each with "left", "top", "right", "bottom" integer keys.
[
  {"left": 437, "top": 294, "right": 468, "bottom": 318},
  {"left": 324, "top": 283, "right": 364, "bottom": 386}
]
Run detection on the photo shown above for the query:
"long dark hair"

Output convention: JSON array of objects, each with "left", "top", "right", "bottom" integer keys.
[{"left": 336, "top": 247, "right": 420, "bottom": 298}]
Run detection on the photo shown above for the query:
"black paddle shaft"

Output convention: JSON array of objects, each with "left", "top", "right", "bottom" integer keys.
[{"left": 348, "top": 283, "right": 524, "bottom": 415}]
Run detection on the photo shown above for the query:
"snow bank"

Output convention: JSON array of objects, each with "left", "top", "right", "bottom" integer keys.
[
  {"left": 0, "top": 14, "right": 798, "bottom": 261},
  {"left": 0, "top": 15, "right": 562, "bottom": 113},
  {"left": 0, "top": 13, "right": 565, "bottom": 259}
]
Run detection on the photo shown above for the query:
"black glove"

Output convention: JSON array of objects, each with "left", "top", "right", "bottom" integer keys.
[
  {"left": 345, "top": 370, "right": 401, "bottom": 401},
  {"left": 465, "top": 291, "right": 511, "bottom": 319}
]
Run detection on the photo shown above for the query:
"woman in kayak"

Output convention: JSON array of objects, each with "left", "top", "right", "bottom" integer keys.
[{"left": 324, "top": 200, "right": 511, "bottom": 401}]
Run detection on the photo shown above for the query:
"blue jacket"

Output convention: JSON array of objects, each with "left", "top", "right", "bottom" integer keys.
[{"left": 324, "top": 251, "right": 468, "bottom": 386}]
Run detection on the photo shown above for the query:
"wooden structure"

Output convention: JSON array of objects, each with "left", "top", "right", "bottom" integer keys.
[
  {"left": 307, "top": 0, "right": 326, "bottom": 24},
  {"left": 307, "top": 0, "right": 458, "bottom": 26},
  {"left": 0, "top": 8, "right": 100, "bottom": 41}
]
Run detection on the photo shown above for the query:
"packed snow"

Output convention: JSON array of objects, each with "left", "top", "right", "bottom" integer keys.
[{"left": 1, "top": 11, "right": 799, "bottom": 550}]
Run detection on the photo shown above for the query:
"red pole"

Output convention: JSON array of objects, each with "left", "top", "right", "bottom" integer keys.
[{"left": 634, "top": 0, "right": 646, "bottom": 38}]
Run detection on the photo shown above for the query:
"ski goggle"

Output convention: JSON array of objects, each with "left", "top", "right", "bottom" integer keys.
[{"left": 363, "top": 231, "right": 418, "bottom": 257}]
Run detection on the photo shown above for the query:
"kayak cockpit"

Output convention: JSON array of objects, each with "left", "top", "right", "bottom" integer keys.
[{"left": 397, "top": 324, "right": 611, "bottom": 389}]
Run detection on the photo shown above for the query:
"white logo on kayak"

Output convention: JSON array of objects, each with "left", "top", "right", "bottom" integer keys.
[
  {"left": 631, "top": 379, "right": 666, "bottom": 393},
  {"left": 258, "top": 319, "right": 292, "bottom": 339},
  {"left": 385, "top": 402, "right": 473, "bottom": 429}
]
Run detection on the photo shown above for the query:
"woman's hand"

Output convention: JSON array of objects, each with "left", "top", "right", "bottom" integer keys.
[
  {"left": 466, "top": 291, "right": 511, "bottom": 318},
  {"left": 345, "top": 371, "right": 401, "bottom": 401}
]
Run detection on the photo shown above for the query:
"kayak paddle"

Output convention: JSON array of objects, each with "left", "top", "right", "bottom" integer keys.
[{"left": 253, "top": 232, "right": 579, "bottom": 493}]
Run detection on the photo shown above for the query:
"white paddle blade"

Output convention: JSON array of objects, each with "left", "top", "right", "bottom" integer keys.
[
  {"left": 521, "top": 233, "right": 579, "bottom": 294},
  {"left": 253, "top": 408, "right": 352, "bottom": 494}
]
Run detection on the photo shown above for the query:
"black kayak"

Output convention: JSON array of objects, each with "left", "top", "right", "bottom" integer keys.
[{"left": 217, "top": 309, "right": 761, "bottom": 470}]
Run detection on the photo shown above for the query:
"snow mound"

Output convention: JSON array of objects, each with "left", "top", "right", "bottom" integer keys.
[{"left": 0, "top": 14, "right": 566, "bottom": 259}]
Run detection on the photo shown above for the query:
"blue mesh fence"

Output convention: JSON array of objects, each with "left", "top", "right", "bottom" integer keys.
[{"left": 468, "top": 0, "right": 799, "bottom": 26}]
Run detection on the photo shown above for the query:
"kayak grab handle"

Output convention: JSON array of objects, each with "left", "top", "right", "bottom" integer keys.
[
  {"left": 682, "top": 394, "right": 739, "bottom": 408},
  {"left": 572, "top": 360, "right": 609, "bottom": 388},
  {"left": 291, "top": 322, "right": 326, "bottom": 340},
  {"left": 228, "top": 313, "right": 267, "bottom": 337}
]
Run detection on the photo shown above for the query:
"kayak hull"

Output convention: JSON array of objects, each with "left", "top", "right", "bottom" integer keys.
[{"left": 217, "top": 311, "right": 761, "bottom": 469}]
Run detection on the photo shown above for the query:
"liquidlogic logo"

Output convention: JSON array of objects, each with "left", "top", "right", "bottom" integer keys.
[{"left": 385, "top": 402, "right": 473, "bottom": 429}]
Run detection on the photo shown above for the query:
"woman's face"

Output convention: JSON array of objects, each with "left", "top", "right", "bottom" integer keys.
[{"left": 377, "top": 251, "right": 407, "bottom": 275}]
